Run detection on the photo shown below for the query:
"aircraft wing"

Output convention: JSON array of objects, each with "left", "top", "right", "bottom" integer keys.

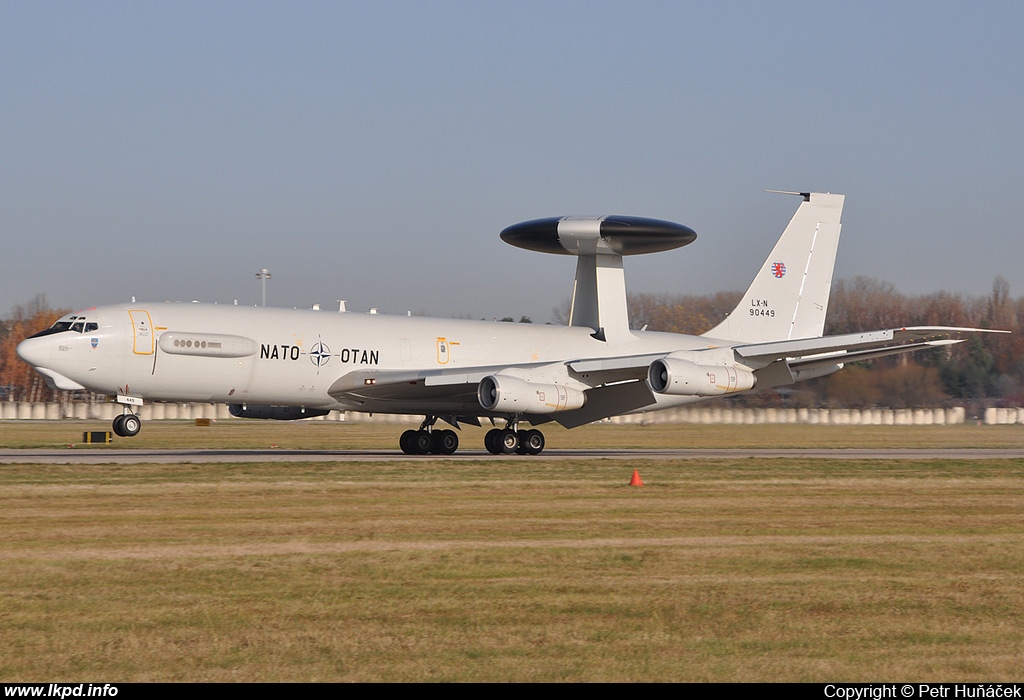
[
  {"left": 565, "top": 353, "right": 667, "bottom": 383},
  {"left": 326, "top": 366, "right": 503, "bottom": 427},
  {"left": 327, "top": 326, "right": 1005, "bottom": 426},
  {"left": 329, "top": 365, "right": 502, "bottom": 402},
  {"left": 566, "top": 327, "right": 1004, "bottom": 378},
  {"left": 566, "top": 325, "right": 1010, "bottom": 402},
  {"left": 328, "top": 358, "right": 662, "bottom": 428},
  {"left": 330, "top": 352, "right": 659, "bottom": 405}
]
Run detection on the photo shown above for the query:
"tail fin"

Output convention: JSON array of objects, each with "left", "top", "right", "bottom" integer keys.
[{"left": 703, "top": 191, "right": 844, "bottom": 343}]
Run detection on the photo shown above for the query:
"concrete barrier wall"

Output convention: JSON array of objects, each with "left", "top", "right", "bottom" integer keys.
[
  {"left": 983, "top": 407, "right": 1024, "bottom": 425},
  {"left": 604, "top": 405, "right": 979, "bottom": 425},
  {"left": 2, "top": 401, "right": 1020, "bottom": 425}
]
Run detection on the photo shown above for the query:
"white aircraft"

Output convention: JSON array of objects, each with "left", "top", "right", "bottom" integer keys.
[{"left": 17, "top": 192, "right": 999, "bottom": 455}]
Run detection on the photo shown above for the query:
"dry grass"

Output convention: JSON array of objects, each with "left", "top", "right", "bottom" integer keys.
[
  {"left": 0, "top": 421, "right": 1022, "bottom": 681},
  {"left": 2, "top": 417, "right": 1023, "bottom": 450}
]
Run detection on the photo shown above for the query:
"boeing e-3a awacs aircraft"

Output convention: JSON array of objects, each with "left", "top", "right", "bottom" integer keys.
[{"left": 17, "top": 192, "right": 1000, "bottom": 455}]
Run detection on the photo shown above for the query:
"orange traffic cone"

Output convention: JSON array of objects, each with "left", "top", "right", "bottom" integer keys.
[{"left": 629, "top": 469, "right": 644, "bottom": 487}]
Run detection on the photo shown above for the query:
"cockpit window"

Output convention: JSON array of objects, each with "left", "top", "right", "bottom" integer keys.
[
  {"left": 28, "top": 324, "right": 71, "bottom": 338},
  {"left": 27, "top": 316, "right": 97, "bottom": 338}
]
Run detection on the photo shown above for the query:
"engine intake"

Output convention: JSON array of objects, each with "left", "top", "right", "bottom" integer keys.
[
  {"left": 648, "top": 358, "right": 755, "bottom": 396},
  {"left": 478, "top": 375, "right": 585, "bottom": 413}
]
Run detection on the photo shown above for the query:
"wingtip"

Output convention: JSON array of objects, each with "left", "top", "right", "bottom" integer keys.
[{"left": 764, "top": 189, "right": 811, "bottom": 201}]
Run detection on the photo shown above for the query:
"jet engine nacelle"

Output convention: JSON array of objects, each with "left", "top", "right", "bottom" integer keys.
[
  {"left": 648, "top": 357, "right": 755, "bottom": 396},
  {"left": 228, "top": 404, "right": 331, "bottom": 420},
  {"left": 478, "top": 375, "right": 586, "bottom": 413}
]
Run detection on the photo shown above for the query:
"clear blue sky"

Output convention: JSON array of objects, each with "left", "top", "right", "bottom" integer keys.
[{"left": 3, "top": 1, "right": 1022, "bottom": 323}]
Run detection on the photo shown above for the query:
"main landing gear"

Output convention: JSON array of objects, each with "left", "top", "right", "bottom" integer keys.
[
  {"left": 484, "top": 416, "right": 545, "bottom": 455},
  {"left": 399, "top": 416, "right": 459, "bottom": 455},
  {"left": 483, "top": 426, "right": 545, "bottom": 455},
  {"left": 398, "top": 415, "right": 546, "bottom": 455}
]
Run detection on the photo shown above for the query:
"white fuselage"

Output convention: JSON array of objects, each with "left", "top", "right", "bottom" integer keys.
[{"left": 17, "top": 302, "right": 713, "bottom": 418}]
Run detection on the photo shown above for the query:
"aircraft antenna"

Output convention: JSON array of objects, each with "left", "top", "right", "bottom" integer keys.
[{"left": 255, "top": 268, "right": 271, "bottom": 306}]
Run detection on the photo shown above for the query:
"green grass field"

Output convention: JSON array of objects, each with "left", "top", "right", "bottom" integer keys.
[{"left": 0, "top": 421, "right": 1022, "bottom": 681}]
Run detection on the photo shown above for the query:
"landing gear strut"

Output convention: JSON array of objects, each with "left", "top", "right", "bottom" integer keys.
[{"left": 399, "top": 416, "right": 459, "bottom": 455}]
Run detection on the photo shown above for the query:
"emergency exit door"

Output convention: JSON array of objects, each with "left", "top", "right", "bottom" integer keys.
[{"left": 128, "top": 310, "right": 154, "bottom": 355}]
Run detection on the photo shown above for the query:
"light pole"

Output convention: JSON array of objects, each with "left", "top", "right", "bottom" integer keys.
[{"left": 255, "top": 268, "right": 271, "bottom": 307}]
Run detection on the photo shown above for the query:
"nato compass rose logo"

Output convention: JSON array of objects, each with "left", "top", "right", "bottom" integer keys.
[
  {"left": 771, "top": 261, "right": 787, "bottom": 278},
  {"left": 308, "top": 339, "right": 332, "bottom": 370}
]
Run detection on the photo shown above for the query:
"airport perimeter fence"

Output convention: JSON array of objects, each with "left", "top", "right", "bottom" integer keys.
[{"left": 3, "top": 401, "right": 1024, "bottom": 425}]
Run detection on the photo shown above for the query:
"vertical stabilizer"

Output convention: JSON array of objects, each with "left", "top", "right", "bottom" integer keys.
[{"left": 703, "top": 192, "right": 844, "bottom": 343}]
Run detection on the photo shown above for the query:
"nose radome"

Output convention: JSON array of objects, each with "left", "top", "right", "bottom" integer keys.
[{"left": 16, "top": 337, "right": 52, "bottom": 368}]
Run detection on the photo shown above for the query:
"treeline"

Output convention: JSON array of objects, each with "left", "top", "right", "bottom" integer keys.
[
  {"left": 2, "top": 279, "right": 1022, "bottom": 408},
  {"left": 0, "top": 295, "right": 71, "bottom": 402}
]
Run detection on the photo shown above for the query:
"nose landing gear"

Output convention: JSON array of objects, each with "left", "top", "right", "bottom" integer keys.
[
  {"left": 112, "top": 394, "right": 144, "bottom": 437},
  {"left": 112, "top": 412, "right": 141, "bottom": 437}
]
